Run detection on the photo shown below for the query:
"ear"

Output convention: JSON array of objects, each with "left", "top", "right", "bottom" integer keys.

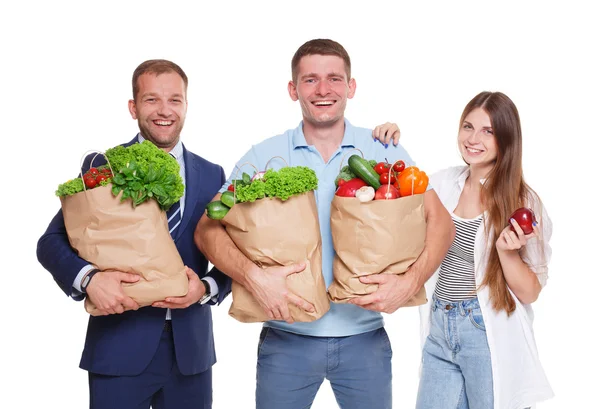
[
  {"left": 348, "top": 78, "right": 356, "bottom": 99},
  {"left": 128, "top": 99, "right": 138, "bottom": 120},
  {"left": 288, "top": 80, "right": 299, "bottom": 101}
]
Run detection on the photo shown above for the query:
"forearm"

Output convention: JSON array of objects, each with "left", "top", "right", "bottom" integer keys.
[
  {"left": 37, "top": 210, "right": 90, "bottom": 296},
  {"left": 194, "top": 212, "right": 258, "bottom": 288},
  {"left": 406, "top": 191, "right": 455, "bottom": 287},
  {"left": 498, "top": 250, "right": 542, "bottom": 304}
]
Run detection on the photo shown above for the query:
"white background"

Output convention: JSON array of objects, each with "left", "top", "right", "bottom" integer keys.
[{"left": 2, "top": 1, "right": 598, "bottom": 408}]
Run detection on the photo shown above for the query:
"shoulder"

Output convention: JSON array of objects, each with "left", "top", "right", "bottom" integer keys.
[
  {"left": 431, "top": 166, "right": 467, "bottom": 184},
  {"left": 237, "top": 128, "right": 296, "bottom": 168},
  {"left": 430, "top": 166, "right": 466, "bottom": 191},
  {"left": 253, "top": 128, "right": 295, "bottom": 150},
  {"left": 184, "top": 148, "right": 224, "bottom": 174}
]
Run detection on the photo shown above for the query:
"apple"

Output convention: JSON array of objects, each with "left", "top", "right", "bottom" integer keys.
[
  {"left": 374, "top": 185, "right": 400, "bottom": 200},
  {"left": 509, "top": 207, "right": 537, "bottom": 235}
]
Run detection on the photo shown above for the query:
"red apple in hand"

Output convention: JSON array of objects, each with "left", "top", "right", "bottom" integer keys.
[
  {"left": 509, "top": 207, "right": 537, "bottom": 235},
  {"left": 374, "top": 185, "right": 400, "bottom": 200}
]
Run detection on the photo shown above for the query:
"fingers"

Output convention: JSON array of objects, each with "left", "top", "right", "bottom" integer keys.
[
  {"left": 349, "top": 293, "right": 378, "bottom": 306},
  {"left": 118, "top": 272, "right": 140, "bottom": 283},
  {"left": 372, "top": 122, "right": 401, "bottom": 147},
  {"left": 285, "top": 293, "right": 315, "bottom": 314},
  {"left": 358, "top": 274, "right": 387, "bottom": 285},
  {"left": 154, "top": 295, "right": 192, "bottom": 309},
  {"left": 391, "top": 127, "right": 401, "bottom": 146},
  {"left": 279, "top": 305, "right": 294, "bottom": 324},
  {"left": 509, "top": 218, "right": 525, "bottom": 237},
  {"left": 269, "top": 305, "right": 285, "bottom": 322},
  {"left": 283, "top": 262, "right": 306, "bottom": 276},
  {"left": 383, "top": 125, "right": 395, "bottom": 146},
  {"left": 121, "top": 297, "right": 139, "bottom": 311},
  {"left": 360, "top": 302, "right": 384, "bottom": 312},
  {"left": 526, "top": 223, "right": 541, "bottom": 240},
  {"left": 372, "top": 125, "right": 382, "bottom": 141},
  {"left": 501, "top": 230, "right": 521, "bottom": 250},
  {"left": 184, "top": 266, "right": 196, "bottom": 279}
]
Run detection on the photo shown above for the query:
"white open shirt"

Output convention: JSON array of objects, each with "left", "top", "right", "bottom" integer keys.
[{"left": 419, "top": 166, "right": 554, "bottom": 409}]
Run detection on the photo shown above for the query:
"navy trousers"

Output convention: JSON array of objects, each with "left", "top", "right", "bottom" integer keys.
[{"left": 89, "top": 326, "right": 212, "bottom": 409}]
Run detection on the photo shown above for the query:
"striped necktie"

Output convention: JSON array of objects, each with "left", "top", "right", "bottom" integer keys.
[
  {"left": 167, "top": 200, "right": 182, "bottom": 238},
  {"left": 167, "top": 152, "right": 182, "bottom": 238}
]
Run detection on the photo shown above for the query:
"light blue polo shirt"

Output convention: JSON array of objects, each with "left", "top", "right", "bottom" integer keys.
[{"left": 221, "top": 119, "right": 418, "bottom": 337}]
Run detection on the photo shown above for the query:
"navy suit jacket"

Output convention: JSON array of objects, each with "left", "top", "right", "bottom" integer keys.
[{"left": 37, "top": 137, "right": 232, "bottom": 376}]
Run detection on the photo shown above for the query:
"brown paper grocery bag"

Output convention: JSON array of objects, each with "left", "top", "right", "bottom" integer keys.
[
  {"left": 60, "top": 184, "right": 188, "bottom": 316},
  {"left": 221, "top": 191, "right": 330, "bottom": 323},
  {"left": 329, "top": 193, "right": 427, "bottom": 306}
]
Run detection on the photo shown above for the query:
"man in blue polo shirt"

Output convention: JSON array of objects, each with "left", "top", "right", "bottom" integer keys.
[{"left": 196, "top": 39, "right": 454, "bottom": 409}]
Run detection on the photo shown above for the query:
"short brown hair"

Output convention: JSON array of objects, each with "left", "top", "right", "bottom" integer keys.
[
  {"left": 132, "top": 59, "right": 188, "bottom": 101},
  {"left": 291, "top": 39, "right": 351, "bottom": 83}
]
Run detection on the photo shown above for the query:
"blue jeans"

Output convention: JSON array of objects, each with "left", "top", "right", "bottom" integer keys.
[
  {"left": 256, "top": 327, "right": 392, "bottom": 409},
  {"left": 416, "top": 296, "right": 493, "bottom": 409}
]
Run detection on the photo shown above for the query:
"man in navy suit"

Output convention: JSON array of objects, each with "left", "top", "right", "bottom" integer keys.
[{"left": 37, "top": 59, "right": 231, "bottom": 409}]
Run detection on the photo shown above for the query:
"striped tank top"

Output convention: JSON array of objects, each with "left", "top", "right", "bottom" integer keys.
[{"left": 434, "top": 213, "right": 483, "bottom": 302}]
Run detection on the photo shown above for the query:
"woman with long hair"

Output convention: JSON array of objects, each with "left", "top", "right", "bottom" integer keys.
[{"left": 412, "top": 92, "right": 553, "bottom": 409}]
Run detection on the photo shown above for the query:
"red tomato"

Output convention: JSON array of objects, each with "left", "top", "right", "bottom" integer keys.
[
  {"left": 89, "top": 167, "right": 99, "bottom": 176},
  {"left": 374, "top": 162, "right": 389, "bottom": 175},
  {"left": 227, "top": 184, "right": 235, "bottom": 192},
  {"left": 392, "top": 160, "right": 405, "bottom": 173},
  {"left": 379, "top": 172, "right": 396, "bottom": 185},
  {"left": 84, "top": 176, "right": 97, "bottom": 189},
  {"left": 96, "top": 174, "right": 107, "bottom": 183}
]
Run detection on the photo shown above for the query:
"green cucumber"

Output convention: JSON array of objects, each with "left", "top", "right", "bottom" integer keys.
[
  {"left": 220, "top": 191, "right": 235, "bottom": 208},
  {"left": 348, "top": 155, "right": 381, "bottom": 189},
  {"left": 206, "top": 201, "right": 230, "bottom": 220}
]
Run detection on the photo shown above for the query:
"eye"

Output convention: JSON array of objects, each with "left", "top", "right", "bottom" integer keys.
[
  {"left": 305, "top": 78, "right": 316, "bottom": 83},
  {"left": 171, "top": 99, "right": 182, "bottom": 103},
  {"left": 484, "top": 129, "right": 494, "bottom": 135},
  {"left": 146, "top": 98, "right": 156, "bottom": 103},
  {"left": 463, "top": 124, "right": 472, "bottom": 129},
  {"left": 330, "top": 77, "right": 342, "bottom": 82}
]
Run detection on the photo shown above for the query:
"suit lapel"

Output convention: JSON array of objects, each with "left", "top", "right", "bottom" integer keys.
[{"left": 174, "top": 144, "right": 200, "bottom": 242}]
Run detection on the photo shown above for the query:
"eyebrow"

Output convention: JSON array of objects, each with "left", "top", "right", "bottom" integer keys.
[
  {"left": 463, "top": 120, "right": 492, "bottom": 129},
  {"left": 300, "top": 72, "right": 346, "bottom": 80},
  {"left": 140, "top": 92, "right": 185, "bottom": 99}
]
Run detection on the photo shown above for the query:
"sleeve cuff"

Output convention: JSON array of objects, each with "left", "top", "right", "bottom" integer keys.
[
  {"left": 200, "top": 277, "right": 219, "bottom": 304},
  {"left": 72, "top": 264, "right": 95, "bottom": 296}
]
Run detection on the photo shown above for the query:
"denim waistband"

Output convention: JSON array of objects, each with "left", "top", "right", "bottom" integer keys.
[{"left": 432, "top": 294, "right": 480, "bottom": 312}]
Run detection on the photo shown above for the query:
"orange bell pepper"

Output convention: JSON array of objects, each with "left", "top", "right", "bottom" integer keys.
[{"left": 394, "top": 166, "right": 429, "bottom": 196}]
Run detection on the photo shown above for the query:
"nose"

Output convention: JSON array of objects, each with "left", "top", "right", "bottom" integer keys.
[
  {"left": 467, "top": 130, "right": 482, "bottom": 144},
  {"left": 316, "top": 80, "right": 330, "bottom": 96},
  {"left": 156, "top": 101, "right": 172, "bottom": 117}
]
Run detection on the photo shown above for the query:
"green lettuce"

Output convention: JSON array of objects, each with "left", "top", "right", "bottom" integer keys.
[{"left": 234, "top": 166, "right": 318, "bottom": 203}]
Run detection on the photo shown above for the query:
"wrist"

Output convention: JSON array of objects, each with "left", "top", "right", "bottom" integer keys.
[
  {"left": 244, "top": 264, "right": 263, "bottom": 288},
  {"left": 81, "top": 268, "right": 100, "bottom": 293},
  {"left": 404, "top": 268, "right": 424, "bottom": 291},
  {"left": 198, "top": 279, "right": 212, "bottom": 304}
]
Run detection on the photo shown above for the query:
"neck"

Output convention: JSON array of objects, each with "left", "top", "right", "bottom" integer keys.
[
  {"left": 466, "top": 164, "right": 492, "bottom": 189},
  {"left": 303, "top": 118, "right": 345, "bottom": 162}
]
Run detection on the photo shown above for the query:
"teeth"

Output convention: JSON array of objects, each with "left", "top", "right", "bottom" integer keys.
[
  {"left": 154, "top": 120, "right": 172, "bottom": 126},
  {"left": 467, "top": 147, "right": 483, "bottom": 153},
  {"left": 314, "top": 101, "right": 334, "bottom": 106}
]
